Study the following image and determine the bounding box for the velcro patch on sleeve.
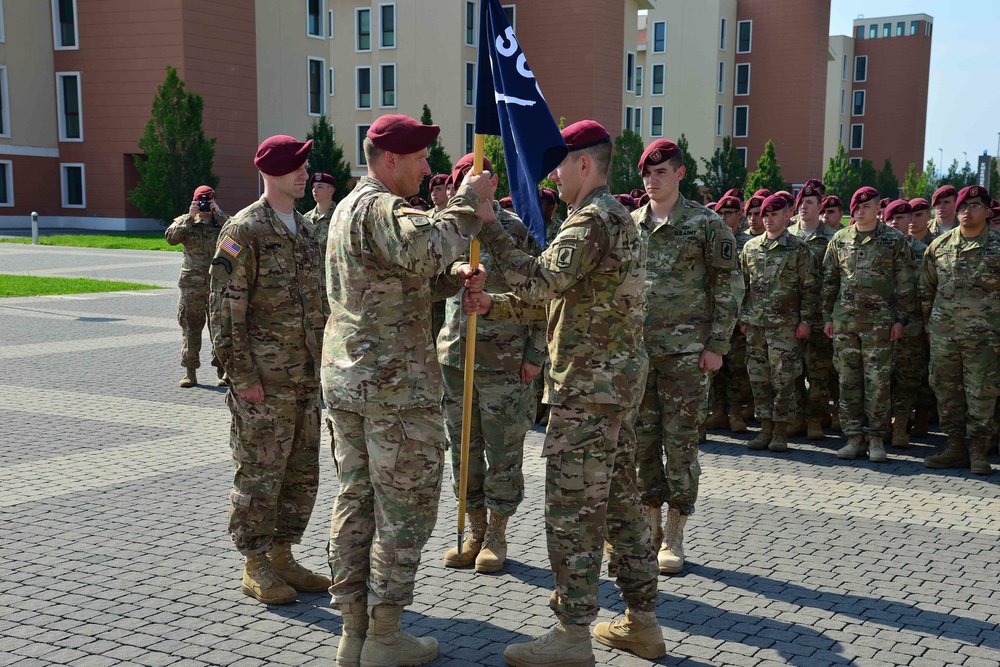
[220,235,243,258]
[555,245,576,269]
[211,256,233,274]
[400,207,429,217]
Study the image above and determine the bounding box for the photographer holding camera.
[165,185,230,388]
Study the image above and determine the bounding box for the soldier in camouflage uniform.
[438,154,546,574]
[305,172,336,255]
[321,115,493,667]
[465,121,664,666]
[820,195,846,428]
[822,186,917,463]
[909,198,937,246]
[165,185,229,388]
[821,195,845,233]
[920,185,1000,475]
[705,194,754,432]
[632,139,743,577]
[908,197,937,437]
[208,136,331,607]
[746,190,770,236]
[740,194,820,453]
[928,185,959,236]
[788,183,837,439]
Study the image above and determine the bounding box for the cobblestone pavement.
[2,244,999,667]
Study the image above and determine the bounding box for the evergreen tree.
[744,140,789,195]
[856,158,878,190]
[823,144,859,202]
[902,162,933,200]
[676,134,702,201]
[130,66,218,225]
[700,136,747,200]
[296,114,353,213]
[419,105,453,201]
[609,130,644,195]
[875,158,900,200]
[483,134,509,199]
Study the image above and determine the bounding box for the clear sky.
[829,0,1000,171]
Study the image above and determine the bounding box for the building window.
[896,21,904,36]
[56,72,82,141]
[852,90,865,116]
[868,24,877,39]
[910,20,919,35]
[925,22,931,37]
[882,23,890,38]
[854,55,867,82]
[465,62,475,106]
[624,106,633,132]
[736,147,747,167]
[652,21,666,53]
[357,125,370,166]
[850,124,863,150]
[733,105,748,137]
[842,54,848,80]
[634,107,642,138]
[635,65,643,97]
[307,0,323,38]
[502,5,515,28]
[651,64,664,95]
[840,88,845,114]
[61,163,85,208]
[328,9,334,38]
[0,161,12,206]
[466,1,475,45]
[465,123,474,154]
[0,66,8,137]
[0,0,6,43]
[736,20,751,53]
[379,3,395,48]
[380,63,395,108]
[52,0,78,49]
[855,25,864,39]
[307,58,324,115]
[716,105,723,137]
[717,61,725,94]
[849,157,862,168]
[356,66,371,109]
[356,8,371,51]
[329,68,335,96]
[719,17,727,50]
[625,52,635,92]
[839,123,844,145]
[735,63,750,96]
[651,107,663,137]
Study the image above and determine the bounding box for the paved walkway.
[1,244,999,667]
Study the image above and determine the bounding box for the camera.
[197,194,213,212]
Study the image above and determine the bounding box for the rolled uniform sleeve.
[209,226,261,391]
[165,215,192,246]
[705,221,744,355]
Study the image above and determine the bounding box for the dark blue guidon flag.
[475,0,567,249]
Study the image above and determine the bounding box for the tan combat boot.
[740,402,756,422]
[179,368,197,388]
[657,507,686,575]
[837,435,866,460]
[768,421,789,453]
[267,542,332,592]
[360,604,438,667]
[644,505,663,549]
[216,364,228,387]
[475,511,510,573]
[747,419,774,451]
[891,413,910,448]
[868,435,888,463]
[910,408,930,436]
[242,553,297,605]
[787,415,805,437]
[593,608,666,660]
[443,508,487,567]
[807,418,825,440]
[704,403,727,430]
[924,436,970,469]
[728,410,748,433]
[336,602,369,667]
[969,438,993,475]
[503,621,594,667]
[698,426,707,444]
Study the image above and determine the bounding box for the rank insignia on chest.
[220,235,243,258]
[555,246,576,269]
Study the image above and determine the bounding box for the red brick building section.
[735,0,831,186]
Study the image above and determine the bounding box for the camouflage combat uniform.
[739,231,820,421]
[788,221,837,420]
[891,237,929,420]
[208,197,326,556]
[480,186,658,627]
[305,204,334,258]
[822,222,917,437]
[928,216,957,237]
[709,228,755,417]
[165,211,228,369]
[633,195,743,515]
[437,202,546,517]
[322,178,483,606]
[919,227,1000,438]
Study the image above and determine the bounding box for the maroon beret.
[638,139,681,173]
[956,184,992,208]
[445,174,455,187]
[614,194,637,209]
[821,195,843,211]
[884,199,912,221]
[878,198,892,210]
[638,194,650,207]
[562,120,611,152]
[932,185,958,206]
[193,185,215,199]
[630,188,646,199]
[908,198,930,212]
[452,153,494,187]
[795,184,823,211]
[310,172,336,187]
[406,196,430,210]
[717,196,741,211]
[850,186,880,214]
[367,114,440,154]
[774,190,795,208]
[760,194,788,214]
[752,188,772,199]
[804,178,826,195]
[539,188,558,204]
[745,194,767,213]
[429,174,448,188]
[499,196,514,209]
[991,205,1000,221]
[705,202,718,211]
[723,188,745,201]
[255,135,313,176]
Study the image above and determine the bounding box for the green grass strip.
[0,233,178,251]
[0,274,161,297]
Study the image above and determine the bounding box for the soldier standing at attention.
[821,195,844,233]
[907,196,938,436]
[438,154,545,574]
[464,121,665,665]
[920,185,1000,475]
[165,185,229,388]
[305,172,337,255]
[908,198,937,245]
[929,185,959,236]
[322,114,492,667]
[208,136,331,606]
[788,183,837,440]
[740,194,819,452]
[746,190,770,236]
[428,173,449,212]
[822,186,917,463]
[632,139,743,575]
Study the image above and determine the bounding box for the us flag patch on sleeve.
[220,235,243,258]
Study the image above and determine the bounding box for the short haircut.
[666,151,684,170]
[363,137,385,167]
[578,141,613,176]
